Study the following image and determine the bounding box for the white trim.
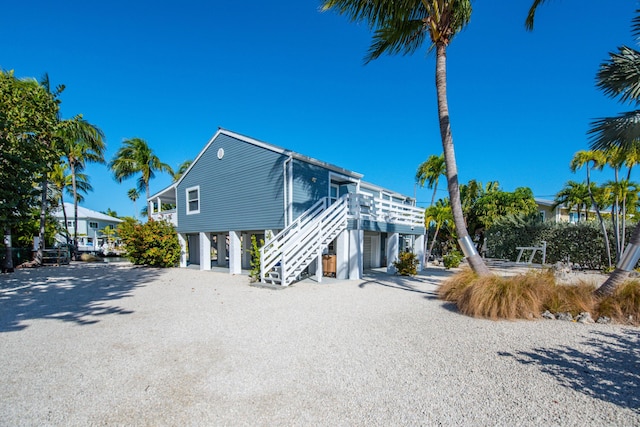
[185,185,200,215]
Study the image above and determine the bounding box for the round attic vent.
[217,148,224,159]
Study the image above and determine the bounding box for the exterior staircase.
[260,194,349,286]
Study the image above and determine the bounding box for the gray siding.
[177,134,287,233]
[291,159,330,219]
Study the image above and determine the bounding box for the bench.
[516,241,546,265]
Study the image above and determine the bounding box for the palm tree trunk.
[37,177,48,264]
[146,182,151,220]
[430,183,438,207]
[71,160,79,260]
[586,167,611,268]
[427,224,442,267]
[434,42,490,276]
[61,194,70,245]
[596,221,640,296]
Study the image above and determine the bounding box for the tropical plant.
[118,218,180,267]
[49,161,93,245]
[0,70,60,271]
[109,138,174,219]
[570,150,612,268]
[416,154,446,207]
[424,198,453,264]
[442,250,463,269]
[553,181,591,222]
[59,117,105,257]
[248,234,264,282]
[393,251,419,276]
[321,0,490,276]
[587,10,640,295]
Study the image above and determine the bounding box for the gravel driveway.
[0,263,638,426]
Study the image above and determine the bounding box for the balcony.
[151,209,177,226]
[348,193,424,228]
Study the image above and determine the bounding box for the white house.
[53,203,123,253]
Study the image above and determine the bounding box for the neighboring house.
[535,198,599,224]
[53,202,123,253]
[149,128,426,286]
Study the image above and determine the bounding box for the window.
[89,221,98,229]
[186,186,200,214]
[67,221,74,227]
[539,211,545,222]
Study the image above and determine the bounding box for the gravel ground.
[0,262,638,426]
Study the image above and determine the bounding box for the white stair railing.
[260,194,349,286]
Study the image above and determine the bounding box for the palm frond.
[366,18,426,62]
[596,46,640,105]
[588,110,640,152]
[525,0,551,31]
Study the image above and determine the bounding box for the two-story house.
[53,203,123,253]
[149,129,426,286]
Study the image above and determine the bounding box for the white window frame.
[186,185,200,215]
[89,221,99,229]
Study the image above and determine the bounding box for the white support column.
[387,232,399,274]
[199,232,211,271]
[414,234,425,272]
[348,229,363,280]
[178,233,188,268]
[229,231,242,275]
[316,252,323,282]
[148,200,154,215]
[335,229,349,280]
[216,233,227,267]
[156,197,162,213]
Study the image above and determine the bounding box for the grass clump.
[596,280,640,325]
[438,267,476,302]
[439,269,601,321]
[455,270,553,320]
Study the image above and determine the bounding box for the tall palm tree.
[586,10,640,295]
[416,153,446,207]
[109,138,174,220]
[59,118,105,255]
[322,0,490,275]
[570,150,612,268]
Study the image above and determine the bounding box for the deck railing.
[151,209,178,225]
[348,193,424,228]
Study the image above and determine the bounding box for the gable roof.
[173,128,364,189]
[53,203,123,223]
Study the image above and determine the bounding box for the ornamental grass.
[438,268,639,323]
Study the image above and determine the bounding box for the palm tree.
[127,188,140,218]
[585,10,640,295]
[49,162,93,245]
[59,117,105,256]
[109,138,174,220]
[424,198,453,266]
[570,150,612,268]
[525,0,552,30]
[416,154,446,207]
[172,159,193,182]
[322,0,490,275]
[554,181,590,222]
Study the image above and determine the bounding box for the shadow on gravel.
[359,270,440,298]
[500,329,640,412]
[0,263,161,333]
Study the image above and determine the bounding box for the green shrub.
[393,251,418,276]
[443,250,463,269]
[118,218,180,267]
[248,234,264,283]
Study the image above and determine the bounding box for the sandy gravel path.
[0,263,637,426]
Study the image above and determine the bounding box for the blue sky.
[2,1,638,217]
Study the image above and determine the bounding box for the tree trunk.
[596,221,640,296]
[71,160,79,260]
[427,224,441,267]
[146,182,151,220]
[586,166,611,268]
[37,177,48,264]
[434,42,490,276]
[61,194,70,245]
